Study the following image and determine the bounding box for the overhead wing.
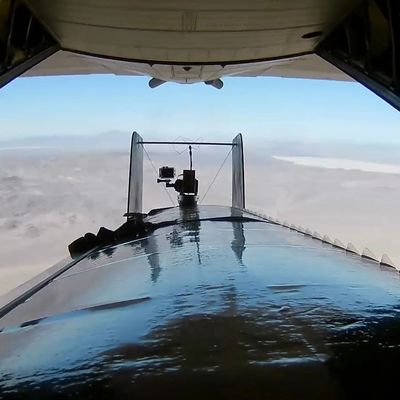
[24,0,356,65]
[1,0,357,85]
[23,50,351,82]
[0,0,399,110]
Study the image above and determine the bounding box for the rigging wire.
[143,145,176,207]
[172,136,203,154]
[200,147,233,204]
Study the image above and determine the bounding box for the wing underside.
[0,0,399,109]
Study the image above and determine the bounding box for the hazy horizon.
[1,134,400,296]
[1,75,400,297]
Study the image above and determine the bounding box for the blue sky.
[0,74,399,144]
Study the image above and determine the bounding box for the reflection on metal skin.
[1,206,400,399]
[142,234,161,283]
[231,221,246,264]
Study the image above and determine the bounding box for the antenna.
[189,145,193,170]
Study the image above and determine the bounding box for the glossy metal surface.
[231,134,245,209]
[127,132,144,215]
[1,206,400,399]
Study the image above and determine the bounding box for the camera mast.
[126,133,245,218]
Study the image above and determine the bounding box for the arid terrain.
[1,133,400,295]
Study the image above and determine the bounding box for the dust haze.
[1,132,400,296]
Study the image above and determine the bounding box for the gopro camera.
[159,166,175,180]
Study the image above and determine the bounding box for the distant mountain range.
[0,131,132,151]
[2,131,400,165]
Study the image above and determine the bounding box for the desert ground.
[1,133,400,295]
